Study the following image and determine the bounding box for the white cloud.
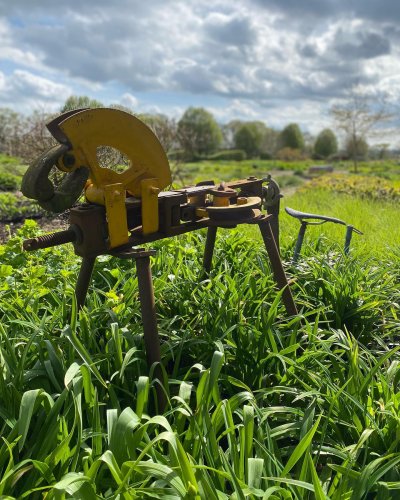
[1,0,400,135]
[0,70,72,112]
[120,92,139,109]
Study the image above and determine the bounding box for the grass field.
[1,156,400,497]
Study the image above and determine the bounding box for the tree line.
[0,91,393,172]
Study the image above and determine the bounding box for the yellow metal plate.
[58,108,171,196]
[103,183,129,248]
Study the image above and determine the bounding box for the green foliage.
[346,136,369,160]
[1,220,400,497]
[3,171,400,497]
[279,123,305,151]
[207,149,246,161]
[61,95,104,113]
[177,107,222,160]
[276,147,304,161]
[233,122,266,158]
[0,172,20,191]
[0,192,41,221]
[314,129,338,158]
[299,173,400,202]
[137,113,176,153]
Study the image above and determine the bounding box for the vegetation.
[278,124,305,152]
[177,107,223,160]
[61,95,104,113]
[1,167,400,496]
[233,122,267,158]
[314,129,338,159]
[331,88,392,173]
[2,95,400,496]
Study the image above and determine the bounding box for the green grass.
[1,212,400,497]
[2,158,400,497]
[172,159,313,186]
[0,153,27,177]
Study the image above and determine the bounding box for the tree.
[345,136,368,160]
[0,108,22,156]
[137,113,176,153]
[260,127,279,158]
[233,122,266,158]
[314,128,338,158]
[61,95,103,113]
[278,123,304,151]
[177,107,222,159]
[331,88,392,172]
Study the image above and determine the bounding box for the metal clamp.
[21,144,89,213]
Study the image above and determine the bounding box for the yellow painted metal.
[141,178,160,235]
[213,196,230,207]
[195,207,208,218]
[103,183,129,247]
[206,196,261,214]
[57,108,171,247]
[59,108,171,195]
[85,182,105,205]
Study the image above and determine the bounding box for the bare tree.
[331,88,392,172]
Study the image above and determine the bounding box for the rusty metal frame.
[23,176,297,410]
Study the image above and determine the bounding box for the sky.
[1,0,400,136]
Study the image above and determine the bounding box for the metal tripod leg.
[131,249,166,412]
[75,256,96,309]
[293,222,307,263]
[203,226,218,274]
[258,218,298,316]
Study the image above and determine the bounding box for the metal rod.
[203,226,218,274]
[293,222,308,263]
[134,251,166,412]
[266,200,280,253]
[258,218,298,316]
[23,227,77,251]
[344,225,354,255]
[75,256,96,309]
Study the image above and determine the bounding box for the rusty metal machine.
[21,108,297,406]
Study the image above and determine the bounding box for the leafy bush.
[207,149,246,161]
[314,128,338,158]
[168,149,186,161]
[0,172,20,191]
[276,147,305,161]
[300,173,400,201]
[0,192,42,221]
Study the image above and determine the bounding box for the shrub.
[0,192,42,221]
[276,147,304,161]
[0,172,20,191]
[207,149,246,161]
[314,128,338,158]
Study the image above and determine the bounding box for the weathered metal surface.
[21,144,89,213]
[262,176,282,251]
[114,247,166,411]
[285,206,363,262]
[75,256,96,310]
[23,226,78,251]
[202,226,218,274]
[257,216,298,317]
